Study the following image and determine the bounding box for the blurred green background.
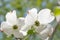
[0,0,60,40]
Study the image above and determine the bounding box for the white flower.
[1,10,25,38]
[20,8,57,39]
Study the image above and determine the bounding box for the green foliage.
[0,0,57,16]
[54,6,60,16]
[27,29,35,35]
[27,26,35,35]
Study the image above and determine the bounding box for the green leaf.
[54,6,60,16]
[27,26,36,35]
[27,29,35,35]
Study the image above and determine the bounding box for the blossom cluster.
[1,8,58,40]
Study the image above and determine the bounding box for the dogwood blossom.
[1,10,25,38]
[20,8,57,40]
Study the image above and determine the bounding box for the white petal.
[20,30,27,36]
[13,30,23,38]
[40,24,52,39]
[20,25,31,35]
[6,10,17,25]
[25,15,35,26]
[25,8,37,26]
[17,17,25,30]
[1,22,13,37]
[38,9,55,24]
[35,25,47,33]
[24,8,37,32]
[28,8,37,21]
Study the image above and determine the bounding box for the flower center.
[35,21,40,26]
[13,25,18,30]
